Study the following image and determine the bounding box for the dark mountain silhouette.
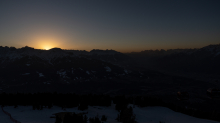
[126,44,220,81]
[0,46,144,93]
[0,44,220,97]
[1,45,220,117]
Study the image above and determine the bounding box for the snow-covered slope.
[3,105,220,123]
[0,108,13,123]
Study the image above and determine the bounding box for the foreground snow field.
[0,108,13,123]
[2,104,220,123]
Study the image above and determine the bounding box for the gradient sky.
[0,0,220,52]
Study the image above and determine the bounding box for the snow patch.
[86,71,90,75]
[39,73,44,77]
[105,66,111,72]
[71,68,74,74]
[57,70,68,78]
[22,73,30,75]
[43,82,51,84]
[139,72,143,75]
[124,69,128,74]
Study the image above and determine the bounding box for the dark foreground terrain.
[1,45,220,122]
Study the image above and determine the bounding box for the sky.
[0,0,220,53]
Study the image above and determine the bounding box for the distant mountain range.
[0,44,220,93]
[126,44,220,81]
[0,46,145,93]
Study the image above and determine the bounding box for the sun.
[44,46,51,50]
[41,42,56,50]
[32,35,61,50]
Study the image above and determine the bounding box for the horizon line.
[0,43,220,53]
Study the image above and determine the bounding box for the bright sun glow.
[36,39,57,50]
[31,34,63,50]
[44,46,51,50]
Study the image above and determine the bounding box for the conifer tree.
[55,116,62,123]
[101,115,107,121]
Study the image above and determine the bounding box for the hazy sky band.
[0,0,219,52]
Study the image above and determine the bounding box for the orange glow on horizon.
[31,36,61,50]
[43,46,52,50]
[40,42,57,50]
